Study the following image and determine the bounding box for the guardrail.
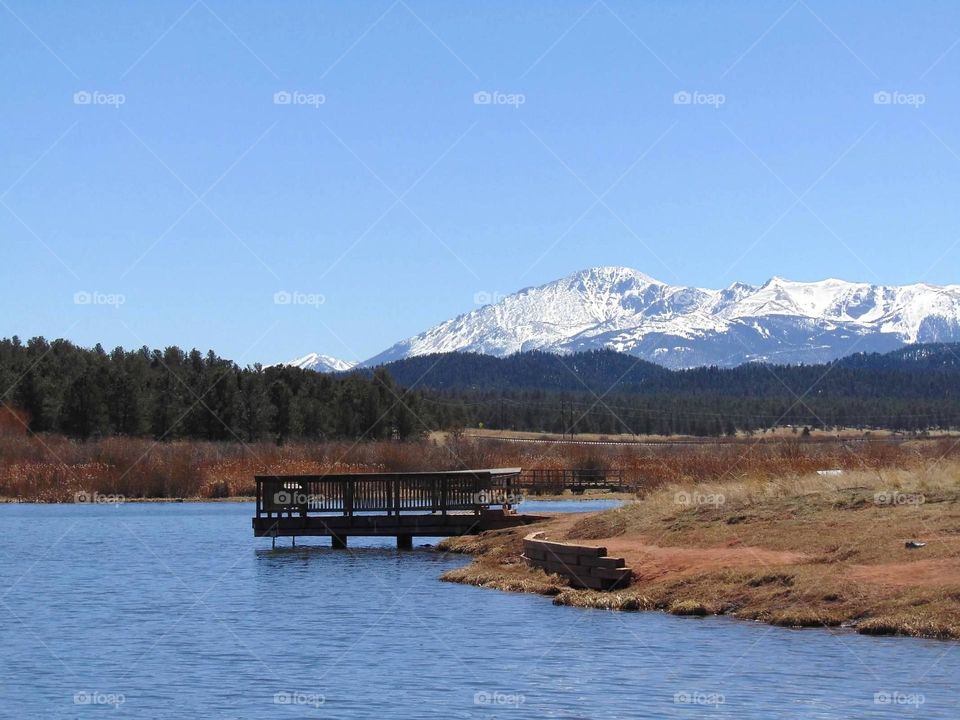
[517,468,626,494]
[255,472,496,518]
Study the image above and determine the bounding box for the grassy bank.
[440,460,960,640]
[1,429,954,501]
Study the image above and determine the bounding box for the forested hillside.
[1,338,958,440]
[0,337,424,442]
[381,345,960,435]
[379,346,960,399]
[374,349,671,392]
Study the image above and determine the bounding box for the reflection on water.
[0,501,956,719]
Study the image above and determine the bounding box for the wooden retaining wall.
[522,532,632,591]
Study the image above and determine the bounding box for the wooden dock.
[252,468,544,548]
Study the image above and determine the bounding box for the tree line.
[0,337,423,442]
[1,337,958,441]
[374,346,960,435]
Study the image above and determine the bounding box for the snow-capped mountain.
[361,267,960,369]
[284,353,357,373]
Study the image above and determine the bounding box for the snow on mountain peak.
[284,353,357,373]
[356,267,960,369]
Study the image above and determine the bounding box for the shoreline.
[437,476,960,641]
[439,524,960,641]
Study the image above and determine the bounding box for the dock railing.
[255,471,499,519]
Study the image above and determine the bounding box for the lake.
[1,501,956,718]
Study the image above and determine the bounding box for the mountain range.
[289,267,960,371]
[283,353,357,373]
[371,343,960,394]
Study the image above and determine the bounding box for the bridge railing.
[517,468,625,494]
[255,472,496,518]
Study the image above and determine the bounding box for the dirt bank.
[440,468,960,640]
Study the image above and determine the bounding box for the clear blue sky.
[3,1,960,364]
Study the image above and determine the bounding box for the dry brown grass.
[441,457,960,640]
[1,429,957,503]
[0,435,389,501]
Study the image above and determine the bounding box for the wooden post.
[397,534,413,550]
[393,475,401,517]
[332,534,347,549]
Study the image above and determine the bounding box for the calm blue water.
[1,501,957,719]
[516,498,622,513]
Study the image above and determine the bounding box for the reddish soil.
[599,537,807,581]
[849,558,960,588]
[540,512,808,581]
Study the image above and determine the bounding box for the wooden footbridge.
[517,468,627,495]
[252,468,544,548]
